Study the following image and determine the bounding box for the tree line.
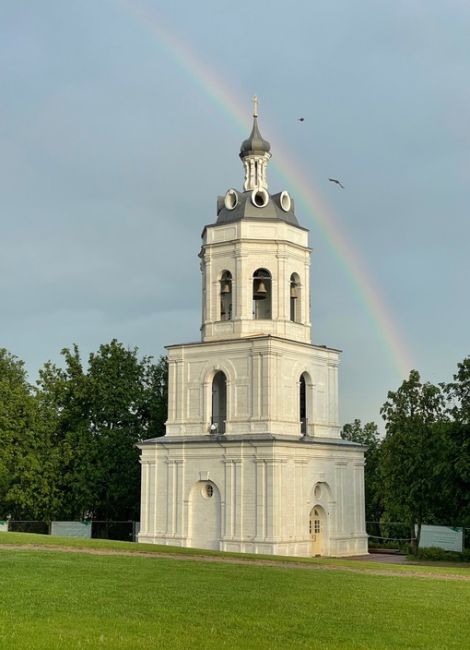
[341,358,470,549]
[0,341,167,522]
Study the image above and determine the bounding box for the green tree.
[0,348,64,520]
[35,345,95,520]
[380,370,446,551]
[341,419,383,525]
[0,349,33,517]
[444,357,470,423]
[80,341,166,521]
[441,357,470,525]
[35,342,168,522]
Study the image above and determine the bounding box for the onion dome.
[240,115,271,158]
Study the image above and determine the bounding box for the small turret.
[239,96,271,191]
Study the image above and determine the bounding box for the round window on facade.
[203,484,214,498]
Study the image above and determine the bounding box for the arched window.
[211,371,227,434]
[300,373,307,434]
[252,268,272,319]
[290,273,301,322]
[220,271,232,321]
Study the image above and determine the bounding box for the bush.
[412,546,470,562]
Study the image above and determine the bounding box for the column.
[234,460,243,540]
[335,462,346,534]
[255,460,266,541]
[175,460,184,539]
[140,460,150,534]
[223,460,234,539]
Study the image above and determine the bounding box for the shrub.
[412,546,470,562]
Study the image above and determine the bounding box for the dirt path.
[1,543,469,581]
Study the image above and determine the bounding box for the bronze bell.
[290,284,298,298]
[253,279,268,300]
[221,281,231,294]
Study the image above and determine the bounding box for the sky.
[1,0,469,429]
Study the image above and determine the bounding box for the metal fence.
[6,520,139,542]
[366,521,470,550]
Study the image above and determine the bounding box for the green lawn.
[0,531,468,576]
[0,539,469,649]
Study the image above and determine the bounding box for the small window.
[314,519,321,534]
[205,484,214,498]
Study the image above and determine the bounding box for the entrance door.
[309,507,323,556]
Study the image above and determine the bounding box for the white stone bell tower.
[138,99,368,557]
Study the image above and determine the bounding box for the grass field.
[0,534,469,649]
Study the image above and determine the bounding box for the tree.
[341,419,383,525]
[440,357,470,525]
[0,349,33,517]
[380,370,446,551]
[35,342,169,522]
[35,345,95,520]
[444,357,470,423]
[0,348,64,520]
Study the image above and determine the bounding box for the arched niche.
[188,481,221,550]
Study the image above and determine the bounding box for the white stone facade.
[165,336,340,439]
[139,438,367,557]
[138,108,368,557]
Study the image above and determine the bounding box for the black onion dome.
[239,117,271,157]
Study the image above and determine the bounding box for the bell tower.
[138,100,368,558]
[201,97,311,345]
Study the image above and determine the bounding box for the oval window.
[251,188,269,208]
[280,191,291,212]
[224,189,239,210]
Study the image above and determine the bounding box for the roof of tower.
[211,97,302,229]
[239,116,271,158]
[216,190,299,226]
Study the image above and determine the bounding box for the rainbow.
[117,0,414,379]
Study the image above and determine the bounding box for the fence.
[6,520,140,542]
[366,521,470,550]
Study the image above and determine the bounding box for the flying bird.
[298,117,304,122]
[329,178,344,189]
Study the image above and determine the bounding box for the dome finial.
[252,95,258,118]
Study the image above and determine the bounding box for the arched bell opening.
[252,268,272,319]
[211,371,227,434]
[220,270,232,321]
[290,273,301,323]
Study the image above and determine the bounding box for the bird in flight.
[329,178,344,189]
[298,117,304,122]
